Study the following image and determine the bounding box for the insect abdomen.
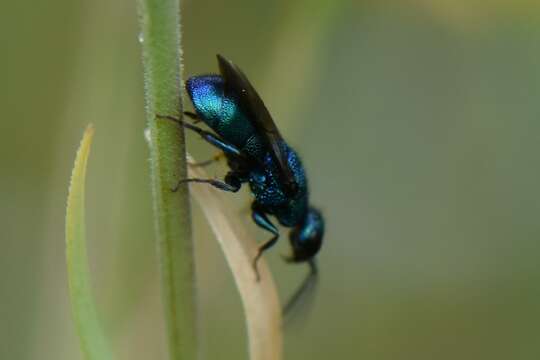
[186,75,259,150]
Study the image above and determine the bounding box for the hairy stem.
[137,0,196,359]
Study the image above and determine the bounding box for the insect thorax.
[249,147,309,227]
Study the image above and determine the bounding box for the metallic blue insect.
[161,54,324,279]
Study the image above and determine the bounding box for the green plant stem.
[137,1,196,359]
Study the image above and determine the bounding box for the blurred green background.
[2,0,540,359]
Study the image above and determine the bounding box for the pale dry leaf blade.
[187,154,283,360]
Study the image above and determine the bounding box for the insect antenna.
[283,260,319,328]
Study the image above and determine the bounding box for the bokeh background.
[2,0,540,359]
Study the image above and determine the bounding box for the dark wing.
[217,54,298,196]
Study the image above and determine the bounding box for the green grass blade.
[65,125,113,360]
[137,0,196,359]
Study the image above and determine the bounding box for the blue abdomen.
[186,76,263,155]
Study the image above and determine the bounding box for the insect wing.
[216,54,298,195]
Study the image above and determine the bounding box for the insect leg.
[188,152,225,167]
[173,169,242,193]
[157,114,248,193]
[251,203,279,281]
[183,111,201,124]
[156,114,244,158]
[173,177,240,193]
